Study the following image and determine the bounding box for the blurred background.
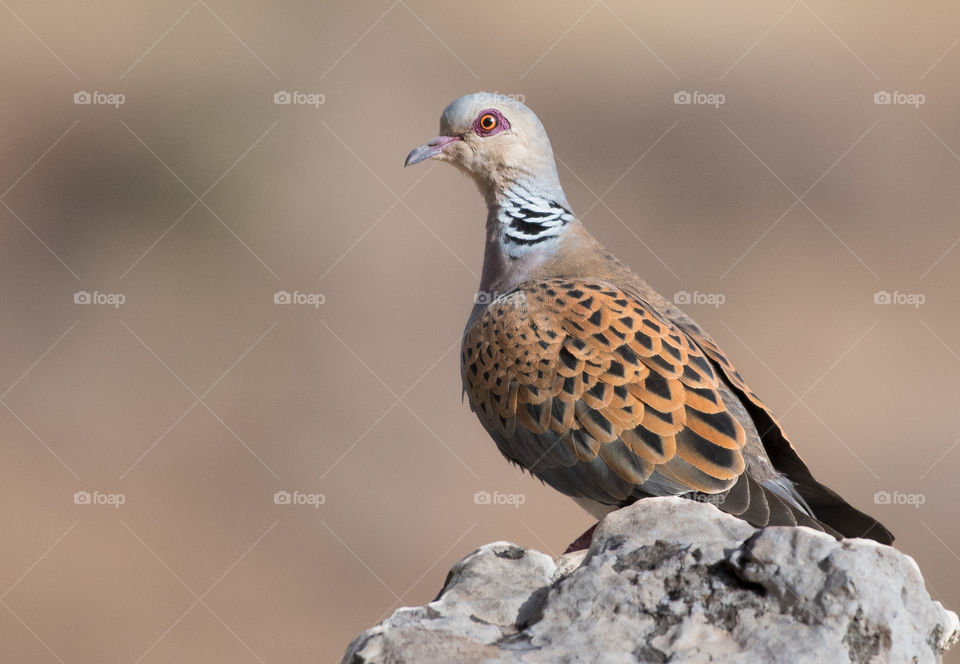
[1,1,959,661]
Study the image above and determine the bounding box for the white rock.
[342,498,958,663]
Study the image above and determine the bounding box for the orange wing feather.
[461,279,747,499]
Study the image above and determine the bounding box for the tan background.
[1,1,959,662]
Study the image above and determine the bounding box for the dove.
[405,93,893,545]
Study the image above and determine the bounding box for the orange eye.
[473,109,509,136]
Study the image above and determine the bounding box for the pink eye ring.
[473,109,510,136]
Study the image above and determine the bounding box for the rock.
[341,498,958,663]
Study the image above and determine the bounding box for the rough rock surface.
[342,498,958,663]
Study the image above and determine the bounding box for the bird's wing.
[462,279,754,496]
[462,278,834,532]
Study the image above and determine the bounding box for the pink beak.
[404,135,461,166]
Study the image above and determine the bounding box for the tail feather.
[704,473,844,538]
[734,397,894,544]
[793,478,894,544]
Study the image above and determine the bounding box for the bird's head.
[405,92,566,205]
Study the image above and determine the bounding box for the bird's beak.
[404,135,461,167]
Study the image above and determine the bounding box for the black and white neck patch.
[496,184,573,252]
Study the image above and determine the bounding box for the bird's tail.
[792,478,894,544]
[705,473,841,536]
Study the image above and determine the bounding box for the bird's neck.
[491,181,574,250]
[477,179,577,298]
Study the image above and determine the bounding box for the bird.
[404,92,893,546]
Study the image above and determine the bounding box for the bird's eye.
[473,109,509,136]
